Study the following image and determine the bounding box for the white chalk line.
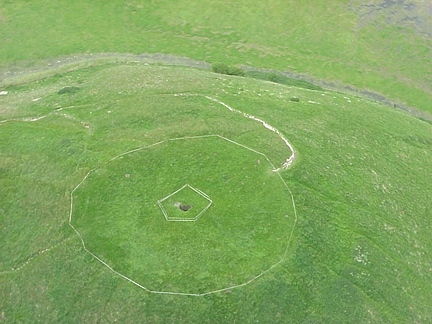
[203,95,296,171]
[172,93,296,171]
[0,105,91,129]
[1,94,295,171]
[157,184,213,222]
[69,134,298,296]
[0,236,73,275]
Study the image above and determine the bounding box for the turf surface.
[1,1,431,321]
[1,1,431,114]
[1,64,431,322]
[71,135,296,295]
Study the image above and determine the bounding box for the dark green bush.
[212,63,244,76]
[212,62,230,75]
[227,66,245,76]
[58,86,80,95]
[290,97,300,102]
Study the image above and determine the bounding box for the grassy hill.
[1,0,431,115]
[1,63,431,323]
[1,1,431,323]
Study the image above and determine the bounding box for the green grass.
[1,1,431,321]
[1,64,431,322]
[0,1,431,114]
[246,71,324,91]
[72,136,295,294]
[158,184,212,221]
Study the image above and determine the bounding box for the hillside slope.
[1,0,431,114]
[1,64,431,323]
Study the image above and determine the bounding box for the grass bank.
[1,1,431,114]
[1,64,431,322]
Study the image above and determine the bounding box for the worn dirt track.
[1,52,431,122]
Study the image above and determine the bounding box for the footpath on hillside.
[1,52,430,122]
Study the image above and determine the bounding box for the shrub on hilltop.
[212,63,245,76]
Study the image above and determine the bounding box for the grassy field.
[72,135,296,295]
[1,0,432,322]
[0,1,431,115]
[1,64,431,322]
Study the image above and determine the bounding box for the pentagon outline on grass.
[157,184,213,222]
